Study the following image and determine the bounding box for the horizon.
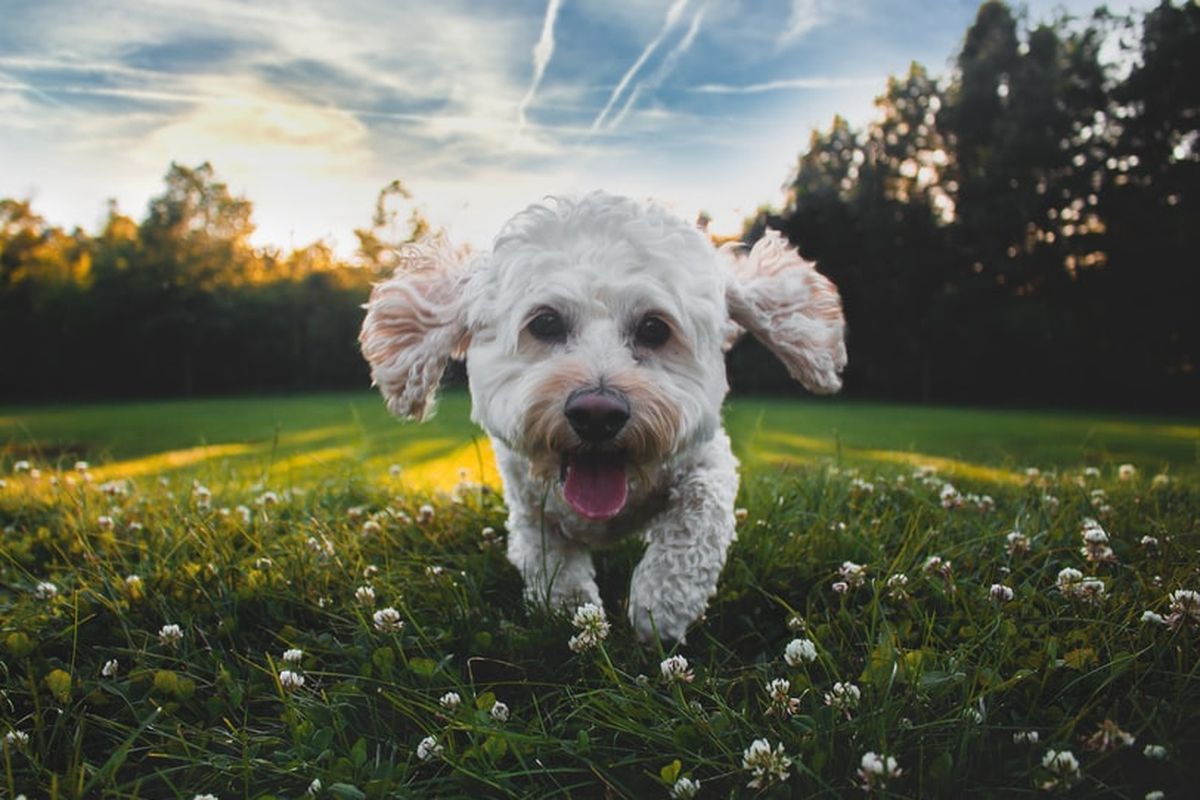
[0,0,1155,256]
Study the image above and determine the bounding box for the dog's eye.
[527,310,567,342]
[634,315,671,348]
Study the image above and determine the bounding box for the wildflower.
[191,795,218,800]
[0,479,5,489]
[1013,730,1040,744]
[439,691,462,711]
[1040,748,1081,790]
[255,557,273,570]
[783,637,817,666]
[839,560,866,589]
[34,581,58,600]
[279,670,305,691]
[373,608,404,633]
[389,464,402,478]
[1140,535,1160,550]
[282,648,303,665]
[306,536,335,556]
[923,555,953,586]
[850,477,875,495]
[1025,467,1040,482]
[158,623,184,647]
[1083,467,1100,479]
[416,735,443,761]
[417,504,435,524]
[1151,474,1169,488]
[823,681,861,716]
[966,493,995,512]
[963,705,984,724]
[734,507,749,522]
[742,738,793,790]
[1165,588,1200,632]
[97,515,114,531]
[1143,743,1167,760]
[568,602,611,652]
[361,519,382,536]
[355,585,377,606]
[193,484,212,509]
[765,677,800,717]
[886,573,910,601]
[831,580,849,594]
[1145,791,1164,800]
[125,574,143,593]
[490,700,510,722]
[479,525,501,550]
[989,583,1014,603]
[236,505,252,524]
[1056,567,1085,596]
[660,655,695,684]
[307,778,322,796]
[1141,611,1167,626]
[100,479,129,497]
[670,775,701,799]
[347,506,366,521]
[13,460,31,473]
[939,483,962,509]
[4,730,30,746]
[425,565,444,577]
[101,659,119,677]
[1084,718,1134,752]
[256,491,280,507]
[857,751,902,792]
[1042,494,1060,512]
[1006,530,1031,556]
[786,615,806,633]
[1118,464,1136,481]
[1076,577,1106,604]
[1080,519,1116,564]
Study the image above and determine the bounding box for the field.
[1,392,1197,798]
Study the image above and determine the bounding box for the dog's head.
[361,192,846,519]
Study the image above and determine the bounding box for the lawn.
[0,392,1197,798]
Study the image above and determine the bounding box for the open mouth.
[561,450,628,520]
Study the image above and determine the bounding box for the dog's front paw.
[524,574,601,612]
[628,588,693,645]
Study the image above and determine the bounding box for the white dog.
[360,192,845,642]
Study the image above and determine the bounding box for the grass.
[0,392,1197,798]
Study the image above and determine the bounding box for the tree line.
[1,1,1195,410]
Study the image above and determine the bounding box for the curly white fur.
[361,192,846,643]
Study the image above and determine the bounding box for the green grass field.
[0,393,1197,798]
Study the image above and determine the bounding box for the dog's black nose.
[565,390,630,442]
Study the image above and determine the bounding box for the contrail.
[590,0,689,133]
[607,4,705,132]
[515,0,563,137]
[689,76,879,94]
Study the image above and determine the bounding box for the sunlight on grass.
[395,438,499,491]
[88,443,255,480]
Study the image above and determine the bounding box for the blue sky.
[0,0,1154,253]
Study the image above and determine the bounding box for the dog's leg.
[506,517,601,609]
[628,433,739,643]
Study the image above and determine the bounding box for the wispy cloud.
[780,0,838,44]
[590,0,690,133]
[515,0,563,137]
[690,76,881,94]
[608,3,707,131]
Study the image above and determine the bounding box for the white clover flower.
[839,560,866,589]
[355,585,377,606]
[850,477,875,494]
[1056,567,1084,596]
[831,580,849,594]
[923,555,953,584]
[192,795,219,800]
[424,565,444,577]
[1025,467,1040,481]
[742,738,792,790]
[4,730,30,746]
[1040,748,1081,790]
[1167,588,1200,631]
[125,574,143,590]
[97,515,114,531]
[989,583,1014,603]
[1118,464,1136,481]
[1077,577,1106,605]
[786,615,806,633]
[236,505,252,524]
[1013,730,1040,744]
[417,504,435,524]
[373,608,404,633]
[389,464,403,478]
[1042,494,1060,512]
[1151,474,1170,488]
[439,691,462,711]
[669,775,700,799]
[415,735,443,761]
[886,572,910,601]
[34,581,58,600]
[1084,718,1134,752]
[1006,530,1031,556]
[1145,791,1164,800]
[783,637,817,666]
[939,483,963,509]
[490,700,510,722]
[660,655,694,684]
[158,623,184,646]
[305,536,335,556]
[765,677,800,717]
[1142,610,1166,625]
[734,507,749,523]
[363,564,379,579]
[824,681,861,716]
[282,648,303,665]
[1140,535,1160,550]
[13,460,31,473]
[857,751,902,791]
[568,602,611,652]
[1083,467,1100,479]
[279,670,305,691]
[1143,743,1167,760]
[0,478,6,489]
[307,778,322,796]
[256,491,279,507]
[102,658,119,677]
[361,519,382,536]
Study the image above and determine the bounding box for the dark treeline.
[1,1,1196,410]
[734,0,1197,410]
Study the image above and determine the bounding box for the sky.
[0,0,1157,254]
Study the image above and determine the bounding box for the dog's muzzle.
[564,389,630,443]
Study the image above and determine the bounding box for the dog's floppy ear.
[359,237,471,420]
[725,230,847,394]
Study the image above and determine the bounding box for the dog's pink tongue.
[563,454,628,520]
